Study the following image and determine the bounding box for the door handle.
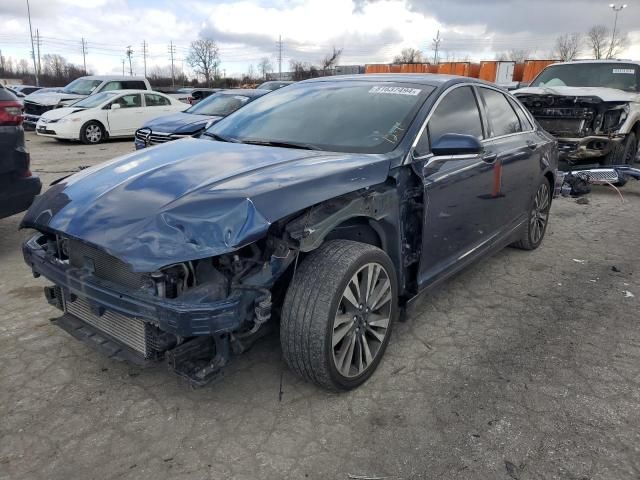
[526,141,537,150]
[481,152,497,163]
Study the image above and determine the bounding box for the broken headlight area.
[24,230,298,387]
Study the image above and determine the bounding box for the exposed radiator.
[67,239,144,290]
[65,296,162,359]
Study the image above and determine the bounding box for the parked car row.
[0,85,41,220]
[21,74,558,391]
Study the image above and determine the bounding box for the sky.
[1,0,640,79]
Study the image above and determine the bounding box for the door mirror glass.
[109,103,121,110]
[431,133,482,156]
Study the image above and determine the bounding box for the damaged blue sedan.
[22,75,558,390]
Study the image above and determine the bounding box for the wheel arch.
[81,119,109,140]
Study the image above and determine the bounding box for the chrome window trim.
[406,82,537,164]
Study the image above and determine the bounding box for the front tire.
[281,240,398,391]
[512,178,552,251]
[80,121,105,144]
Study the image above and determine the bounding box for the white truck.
[23,75,151,130]
[515,60,640,168]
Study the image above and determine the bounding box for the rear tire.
[280,240,398,391]
[80,121,105,145]
[512,178,552,251]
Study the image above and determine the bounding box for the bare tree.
[393,48,424,64]
[586,25,609,59]
[246,64,256,82]
[258,57,272,80]
[496,48,530,63]
[187,39,220,87]
[607,32,629,59]
[554,33,581,61]
[321,47,343,71]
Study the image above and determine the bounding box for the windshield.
[187,93,252,116]
[72,91,118,108]
[63,78,103,95]
[531,63,640,92]
[207,82,433,153]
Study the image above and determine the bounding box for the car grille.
[24,101,53,117]
[65,296,163,359]
[135,130,190,146]
[572,169,621,184]
[538,118,587,137]
[68,239,144,290]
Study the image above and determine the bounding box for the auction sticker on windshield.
[613,69,635,74]
[369,86,421,96]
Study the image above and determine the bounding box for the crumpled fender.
[21,138,391,272]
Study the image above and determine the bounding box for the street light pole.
[608,3,628,58]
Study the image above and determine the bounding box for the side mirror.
[431,133,482,156]
[110,103,121,110]
[204,119,217,130]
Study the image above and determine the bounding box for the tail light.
[0,100,24,126]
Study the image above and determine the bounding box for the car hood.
[22,138,391,272]
[24,92,85,106]
[515,86,640,103]
[143,112,223,133]
[39,107,85,121]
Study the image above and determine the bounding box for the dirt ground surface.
[1,133,639,480]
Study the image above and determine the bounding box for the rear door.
[143,93,175,122]
[416,85,507,287]
[476,86,540,226]
[106,93,144,135]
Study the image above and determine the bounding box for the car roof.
[78,75,148,81]
[552,59,640,66]
[302,74,491,88]
[218,88,270,96]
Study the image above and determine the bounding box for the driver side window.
[415,86,484,157]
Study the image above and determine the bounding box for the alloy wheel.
[85,124,102,143]
[332,262,392,378]
[530,182,550,245]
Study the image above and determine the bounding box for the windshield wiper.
[238,139,320,150]
[202,132,237,143]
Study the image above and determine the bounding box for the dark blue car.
[22,75,558,390]
[134,88,269,149]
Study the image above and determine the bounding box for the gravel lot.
[1,133,639,480]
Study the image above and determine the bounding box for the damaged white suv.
[515,60,640,168]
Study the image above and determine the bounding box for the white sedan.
[35,90,188,144]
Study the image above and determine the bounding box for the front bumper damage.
[559,165,640,195]
[557,134,624,162]
[23,232,293,387]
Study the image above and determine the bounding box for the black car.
[134,89,269,149]
[22,75,557,390]
[256,80,294,91]
[0,85,41,219]
[175,87,221,105]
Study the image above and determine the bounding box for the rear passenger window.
[121,81,147,90]
[416,86,483,156]
[480,88,522,137]
[102,81,122,91]
[509,98,534,131]
[145,93,171,106]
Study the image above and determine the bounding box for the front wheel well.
[323,217,384,249]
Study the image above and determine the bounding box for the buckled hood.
[22,138,391,271]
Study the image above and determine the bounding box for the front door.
[415,85,509,288]
[106,93,144,135]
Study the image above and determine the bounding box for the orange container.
[365,64,391,74]
[513,63,525,82]
[428,64,440,73]
[479,61,498,81]
[399,63,430,73]
[522,60,557,82]
[437,63,453,74]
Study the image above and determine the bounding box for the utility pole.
[168,41,176,87]
[81,37,88,74]
[122,59,125,76]
[141,40,148,77]
[35,29,41,79]
[126,45,133,75]
[277,35,283,80]
[608,4,628,58]
[26,0,39,86]
[432,30,442,65]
